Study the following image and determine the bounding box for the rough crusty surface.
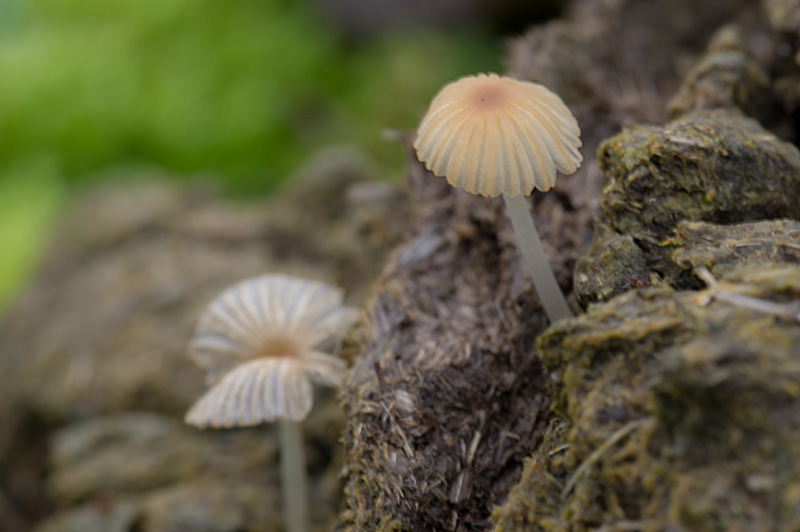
[341,0,780,530]
[669,218,800,277]
[571,0,800,307]
[491,0,800,530]
[340,150,589,531]
[599,110,800,244]
[575,108,800,303]
[494,263,800,532]
[572,221,667,309]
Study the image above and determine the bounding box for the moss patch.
[494,264,800,532]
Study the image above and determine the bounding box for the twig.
[714,291,800,323]
[695,267,800,323]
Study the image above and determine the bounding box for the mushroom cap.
[185,274,357,428]
[414,72,583,198]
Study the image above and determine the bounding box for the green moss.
[0,158,64,311]
[493,264,800,532]
[668,219,800,278]
[599,110,800,242]
[577,111,800,306]
[573,221,668,309]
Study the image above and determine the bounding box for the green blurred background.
[0,0,562,310]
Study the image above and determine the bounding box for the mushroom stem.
[502,193,573,322]
[279,420,308,532]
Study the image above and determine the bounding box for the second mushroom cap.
[185,274,358,428]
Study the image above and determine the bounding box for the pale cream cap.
[185,274,357,428]
[414,73,582,198]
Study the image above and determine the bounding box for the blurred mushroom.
[185,273,358,532]
[414,72,582,322]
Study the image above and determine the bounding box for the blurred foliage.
[0,0,500,310]
[0,0,499,192]
[0,158,65,308]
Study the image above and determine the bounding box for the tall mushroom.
[185,273,358,532]
[414,72,582,322]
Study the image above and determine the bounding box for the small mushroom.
[185,273,358,532]
[414,72,582,322]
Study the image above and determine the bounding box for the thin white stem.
[503,193,574,322]
[279,420,308,532]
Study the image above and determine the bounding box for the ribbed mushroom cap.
[185,274,358,428]
[414,72,582,198]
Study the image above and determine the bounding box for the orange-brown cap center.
[257,336,302,359]
[466,80,509,112]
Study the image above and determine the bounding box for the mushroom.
[414,72,582,322]
[185,273,358,532]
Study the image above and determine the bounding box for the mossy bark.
[575,110,800,305]
[494,264,800,532]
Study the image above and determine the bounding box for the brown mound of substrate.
[340,150,589,531]
[340,0,764,529]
